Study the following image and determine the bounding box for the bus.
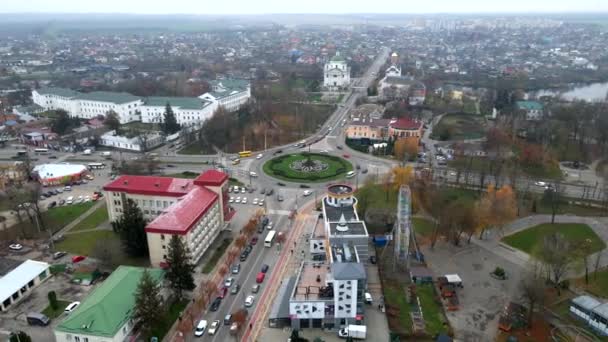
[87,163,105,170]
[264,230,277,248]
[238,151,252,158]
[34,148,49,154]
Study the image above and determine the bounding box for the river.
[528,82,608,102]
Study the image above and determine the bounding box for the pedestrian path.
[55,200,105,237]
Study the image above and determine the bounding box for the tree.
[111,199,148,257]
[104,110,120,131]
[477,185,517,239]
[235,234,247,250]
[9,332,32,342]
[519,262,546,328]
[392,166,414,190]
[543,183,564,224]
[133,270,165,339]
[163,103,180,135]
[47,291,58,310]
[231,308,248,338]
[393,137,419,162]
[536,232,575,295]
[165,235,196,300]
[51,110,79,135]
[91,237,120,271]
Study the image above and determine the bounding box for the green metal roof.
[330,53,346,62]
[144,96,209,110]
[516,101,543,111]
[35,87,80,98]
[75,91,141,104]
[55,266,164,338]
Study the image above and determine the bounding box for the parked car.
[336,145,343,150]
[277,182,286,186]
[53,251,67,260]
[219,286,228,299]
[224,314,232,325]
[208,320,220,335]
[256,272,265,283]
[194,319,208,336]
[210,297,222,312]
[250,237,258,245]
[224,277,234,287]
[303,190,312,196]
[232,264,241,274]
[64,301,80,313]
[245,295,255,307]
[9,243,23,251]
[240,251,249,262]
[26,313,50,326]
[230,284,241,295]
[261,264,269,273]
[266,189,274,196]
[252,284,260,293]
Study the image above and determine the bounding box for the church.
[324,52,351,91]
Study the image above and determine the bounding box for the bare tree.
[519,262,546,328]
[537,232,575,295]
[594,250,603,281]
[544,183,564,224]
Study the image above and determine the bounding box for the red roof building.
[388,117,423,138]
[102,170,230,267]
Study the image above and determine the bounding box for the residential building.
[516,100,544,120]
[140,97,217,127]
[345,117,390,141]
[199,79,251,112]
[103,170,230,267]
[32,88,142,123]
[99,130,164,152]
[323,52,351,91]
[54,266,164,342]
[0,260,50,312]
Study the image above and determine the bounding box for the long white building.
[32,80,249,126]
[323,52,351,91]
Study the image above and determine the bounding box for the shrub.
[48,291,58,310]
[493,267,505,278]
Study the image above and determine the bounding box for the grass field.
[383,282,413,336]
[417,284,449,336]
[412,217,435,238]
[502,223,606,256]
[70,204,108,232]
[430,113,485,140]
[177,142,216,155]
[263,153,353,183]
[9,202,95,239]
[42,300,70,319]
[575,268,608,298]
[448,156,563,179]
[55,230,147,266]
[202,238,233,273]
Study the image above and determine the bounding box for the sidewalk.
[55,200,105,237]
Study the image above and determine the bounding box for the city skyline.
[0,0,607,15]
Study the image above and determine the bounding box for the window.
[84,338,89,342]
[75,337,81,342]
[161,234,165,240]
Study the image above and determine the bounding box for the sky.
[0,0,606,14]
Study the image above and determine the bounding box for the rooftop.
[75,91,141,105]
[293,263,330,301]
[324,199,357,222]
[516,100,544,111]
[35,87,79,98]
[385,75,415,86]
[389,117,423,131]
[103,175,194,197]
[327,184,354,196]
[331,262,366,280]
[56,266,164,338]
[194,169,229,187]
[145,186,218,235]
[0,260,49,302]
[572,295,602,311]
[144,96,210,110]
[33,163,88,180]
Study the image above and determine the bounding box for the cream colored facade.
[104,191,178,222]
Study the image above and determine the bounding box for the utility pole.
[264,130,267,151]
[242,136,245,152]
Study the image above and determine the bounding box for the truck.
[338,325,367,339]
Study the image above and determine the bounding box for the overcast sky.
[0,0,606,14]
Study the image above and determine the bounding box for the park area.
[430,113,486,141]
[501,223,605,255]
[263,152,352,182]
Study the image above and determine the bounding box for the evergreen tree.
[133,270,165,339]
[163,103,180,135]
[10,331,32,342]
[104,110,121,131]
[47,291,58,310]
[111,199,148,257]
[165,235,196,300]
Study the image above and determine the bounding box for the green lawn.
[263,153,353,183]
[448,156,563,180]
[201,238,233,273]
[383,282,413,336]
[417,284,449,336]
[55,230,147,266]
[42,300,70,319]
[502,223,606,256]
[430,113,486,140]
[178,142,215,155]
[412,218,435,238]
[151,299,188,340]
[70,204,108,232]
[576,268,608,298]
[9,202,95,239]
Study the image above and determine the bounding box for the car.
[219,286,228,298]
[248,187,255,193]
[253,198,258,205]
[229,197,234,203]
[299,184,310,189]
[59,199,66,206]
[72,255,86,263]
[241,188,246,194]
[66,196,74,205]
[240,251,249,262]
[320,150,329,154]
[224,277,234,288]
[84,196,91,202]
[249,171,258,177]
[252,284,261,293]
[230,284,241,294]
[245,245,253,254]
[303,190,312,196]
[266,222,273,230]
[362,168,368,174]
[535,181,547,187]
[9,243,23,251]
[224,314,232,325]
[256,154,263,159]
[242,197,248,204]
[245,295,255,307]
[228,187,233,193]
[230,322,239,334]
[266,189,274,196]
[194,319,208,336]
[64,301,80,313]
[232,264,241,274]
[208,320,220,335]
[256,272,266,283]
[277,182,286,186]
[277,194,284,202]
[166,164,175,168]
[369,255,377,264]
[261,264,269,273]
[48,155,57,159]
[233,186,240,192]
[258,200,264,207]
[53,251,67,260]
[210,297,222,311]
[235,196,241,203]
[250,237,258,245]
[336,145,343,150]
[343,154,350,158]
[48,201,57,209]
[260,188,266,195]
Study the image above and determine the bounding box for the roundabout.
[262,152,353,183]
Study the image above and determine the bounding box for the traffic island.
[262,152,353,183]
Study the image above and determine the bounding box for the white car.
[535,181,547,187]
[303,190,312,196]
[266,222,273,230]
[224,277,234,288]
[228,187,233,193]
[194,319,208,337]
[320,150,329,154]
[84,196,91,202]
[241,188,246,193]
[233,186,240,192]
[249,171,258,177]
[245,295,255,307]
[253,198,258,205]
[208,320,220,335]
[64,301,80,313]
[256,154,263,159]
[235,197,241,203]
[258,199,264,207]
[229,197,234,203]
[8,244,23,251]
[242,197,248,204]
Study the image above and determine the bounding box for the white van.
[364,292,373,304]
[346,171,356,179]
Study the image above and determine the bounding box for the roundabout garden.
[263,152,353,182]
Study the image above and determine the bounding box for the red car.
[250,237,258,245]
[219,286,228,299]
[72,255,86,263]
[256,272,266,284]
[342,154,350,159]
